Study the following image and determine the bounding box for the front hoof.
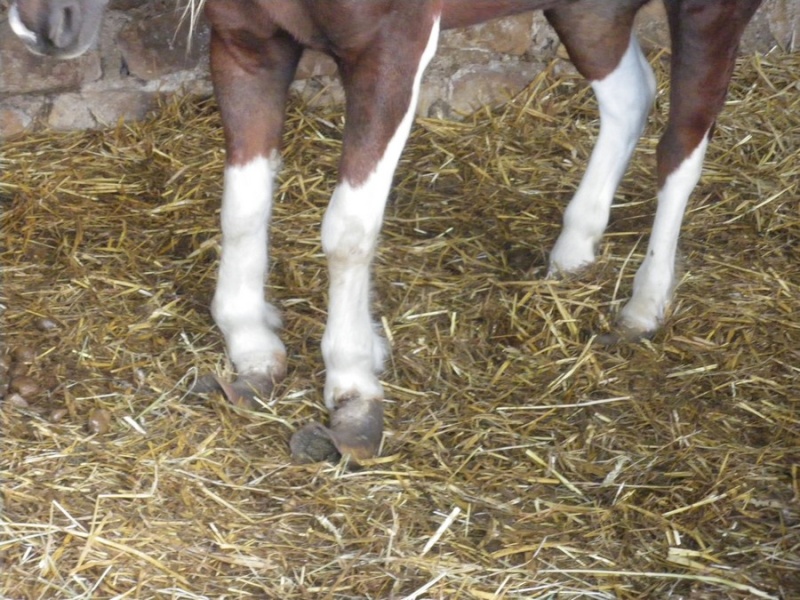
[330,395,384,460]
[546,259,592,280]
[190,373,276,409]
[290,396,384,465]
[547,245,596,278]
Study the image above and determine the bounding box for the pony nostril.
[47,1,81,49]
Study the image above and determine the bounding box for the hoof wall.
[190,373,275,409]
[595,325,655,346]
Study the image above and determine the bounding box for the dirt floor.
[1,50,798,599]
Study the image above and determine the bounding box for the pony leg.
[204,24,302,406]
[546,0,655,274]
[617,0,762,336]
[290,12,441,463]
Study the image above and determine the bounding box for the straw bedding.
[1,50,798,599]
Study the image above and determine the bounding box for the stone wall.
[1,0,798,138]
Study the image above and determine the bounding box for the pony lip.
[8,3,40,47]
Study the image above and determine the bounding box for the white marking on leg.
[212,154,287,376]
[321,17,440,409]
[619,132,711,333]
[549,36,656,274]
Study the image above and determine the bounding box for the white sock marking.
[212,155,286,376]
[321,17,441,408]
[619,132,711,332]
[549,36,656,274]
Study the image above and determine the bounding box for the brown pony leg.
[615,0,763,336]
[544,1,655,280]
[657,0,763,186]
[291,6,442,464]
[199,17,303,408]
[545,0,649,82]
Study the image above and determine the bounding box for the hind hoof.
[190,373,276,409]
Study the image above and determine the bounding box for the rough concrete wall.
[1,0,798,138]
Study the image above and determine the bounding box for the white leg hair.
[549,36,656,274]
[212,154,287,377]
[618,132,711,333]
[321,17,440,409]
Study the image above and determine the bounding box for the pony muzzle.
[9,0,104,59]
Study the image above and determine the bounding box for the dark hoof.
[290,396,384,464]
[190,373,275,409]
[595,324,655,346]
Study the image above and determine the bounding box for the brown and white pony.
[9,0,763,462]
